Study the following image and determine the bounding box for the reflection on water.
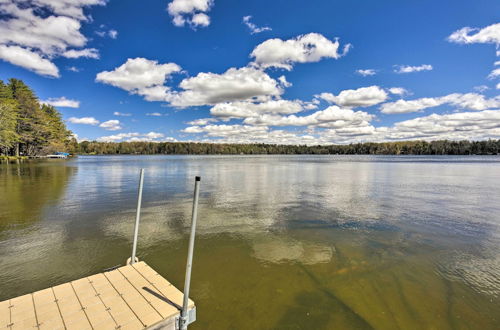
[0,155,499,329]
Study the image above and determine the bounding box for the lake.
[1,155,499,329]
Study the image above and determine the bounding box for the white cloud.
[167,0,213,28]
[448,23,500,45]
[186,118,218,125]
[62,48,99,59]
[355,69,376,76]
[250,33,351,70]
[210,100,305,119]
[96,28,118,39]
[242,16,271,34]
[146,112,163,116]
[96,60,286,106]
[95,57,182,99]
[473,85,489,93]
[0,1,104,76]
[488,68,500,79]
[67,66,81,72]
[243,106,373,128]
[167,66,286,107]
[317,86,388,107]
[380,93,500,114]
[32,0,106,20]
[41,96,80,108]
[113,112,131,116]
[97,132,175,142]
[387,110,500,141]
[0,45,59,77]
[99,120,122,131]
[67,117,99,125]
[394,64,433,74]
[183,124,268,137]
[191,13,210,27]
[184,108,500,145]
[497,82,500,89]
[388,87,409,96]
[144,132,165,139]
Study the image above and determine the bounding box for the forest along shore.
[0,79,74,158]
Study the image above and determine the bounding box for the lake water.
[1,155,499,329]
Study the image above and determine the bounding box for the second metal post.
[180,176,201,330]
[131,168,145,264]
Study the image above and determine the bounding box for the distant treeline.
[0,78,72,156]
[77,139,500,155]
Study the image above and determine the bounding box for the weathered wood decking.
[0,262,195,329]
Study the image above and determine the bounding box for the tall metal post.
[180,176,201,330]
[131,168,144,265]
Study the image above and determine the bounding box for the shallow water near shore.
[1,155,499,329]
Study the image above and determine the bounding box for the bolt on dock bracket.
[176,308,197,330]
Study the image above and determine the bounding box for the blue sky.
[0,0,499,144]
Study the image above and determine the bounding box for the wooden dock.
[0,262,195,330]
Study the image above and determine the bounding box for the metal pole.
[131,168,144,265]
[180,176,201,330]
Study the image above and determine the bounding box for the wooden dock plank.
[132,262,193,309]
[52,283,92,330]
[32,288,65,329]
[71,277,117,329]
[0,300,10,328]
[9,294,37,329]
[0,262,194,330]
[104,269,163,328]
[119,265,179,319]
[88,273,142,329]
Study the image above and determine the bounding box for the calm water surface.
[1,155,499,329]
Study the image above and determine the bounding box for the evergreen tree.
[0,78,72,156]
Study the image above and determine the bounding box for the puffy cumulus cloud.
[355,69,376,76]
[41,96,80,108]
[380,93,500,114]
[387,110,500,141]
[183,124,268,137]
[32,0,106,20]
[317,86,388,107]
[99,120,122,131]
[394,64,433,74]
[210,100,305,119]
[183,108,500,145]
[96,60,286,106]
[67,117,99,125]
[388,87,409,96]
[242,16,271,34]
[0,0,105,76]
[243,106,373,128]
[167,67,286,107]
[95,58,182,100]
[167,0,213,28]
[250,33,351,70]
[0,45,60,77]
[97,132,176,142]
[448,23,500,45]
